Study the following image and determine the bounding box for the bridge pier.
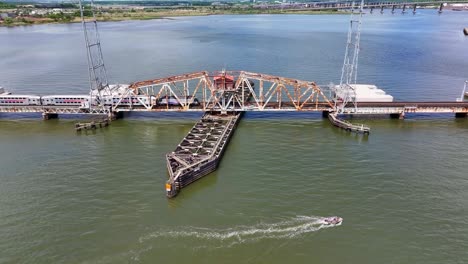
[390,112,405,119]
[455,113,467,118]
[438,3,443,14]
[108,111,124,121]
[380,6,384,14]
[42,113,58,120]
[165,112,242,198]
[413,4,417,14]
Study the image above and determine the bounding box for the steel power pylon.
[335,0,365,114]
[78,0,111,108]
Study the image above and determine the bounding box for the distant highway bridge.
[253,0,468,13]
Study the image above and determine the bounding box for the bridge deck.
[2,71,468,116]
[1,101,468,114]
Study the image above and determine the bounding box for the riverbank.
[0,7,345,27]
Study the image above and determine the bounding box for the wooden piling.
[75,118,110,131]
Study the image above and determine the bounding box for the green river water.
[1,12,468,263]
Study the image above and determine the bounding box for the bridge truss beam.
[127,71,334,112]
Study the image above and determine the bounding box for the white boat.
[322,216,343,225]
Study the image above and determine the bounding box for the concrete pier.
[108,111,124,121]
[42,113,58,120]
[390,112,405,119]
[165,112,242,198]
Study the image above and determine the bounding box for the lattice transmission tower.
[78,0,111,107]
[334,0,365,114]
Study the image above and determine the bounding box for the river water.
[1,11,468,264]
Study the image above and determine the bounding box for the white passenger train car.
[41,95,91,106]
[0,93,156,108]
[105,95,155,106]
[0,95,41,105]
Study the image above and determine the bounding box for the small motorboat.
[322,216,343,225]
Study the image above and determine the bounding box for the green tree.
[4,17,13,25]
[74,10,92,17]
[0,1,16,9]
[63,14,74,22]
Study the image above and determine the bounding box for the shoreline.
[0,9,346,28]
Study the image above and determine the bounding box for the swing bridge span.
[1,71,468,118]
[3,0,468,197]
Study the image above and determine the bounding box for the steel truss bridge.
[1,71,468,117]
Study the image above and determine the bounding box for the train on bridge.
[0,93,197,108]
[1,71,467,115]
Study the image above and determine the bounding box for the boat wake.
[139,215,341,247]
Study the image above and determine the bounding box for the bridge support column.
[390,112,405,119]
[108,111,124,121]
[42,113,58,120]
[455,113,467,118]
[438,3,443,14]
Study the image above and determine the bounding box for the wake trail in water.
[139,215,341,247]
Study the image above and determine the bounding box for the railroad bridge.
[256,0,465,14]
[2,0,468,198]
[1,71,468,116]
[4,70,467,198]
